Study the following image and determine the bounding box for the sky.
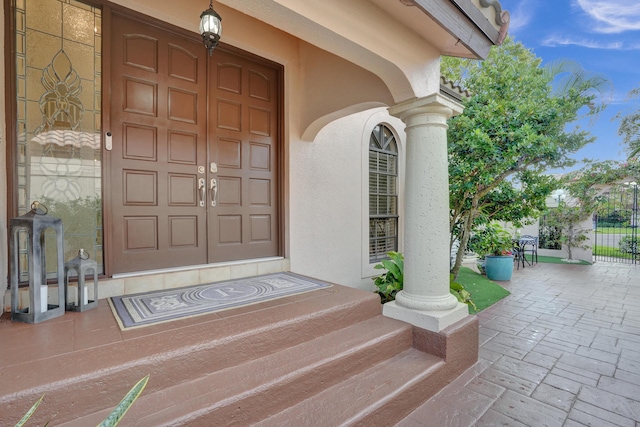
[497,0,640,171]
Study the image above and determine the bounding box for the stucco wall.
[528,221,594,263]
[519,214,594,264]
[3,0,443,298]
[289,109,406,291]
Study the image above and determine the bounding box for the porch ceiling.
[222,0,502,58]
[219,0,504,99]
[114,0,505,101]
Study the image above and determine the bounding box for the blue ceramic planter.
[484,255,514,281]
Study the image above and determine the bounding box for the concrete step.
[0,284,382,426]
[254,348,445,427]
[86,315,416,426]
[2,282,478,427]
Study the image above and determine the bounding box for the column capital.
[388,93,464,123]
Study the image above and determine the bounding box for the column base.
[383,300,469,332]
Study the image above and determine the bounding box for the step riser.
[162,323,413,426]
[354,315,480,426]
[2,292,383,426]
[251,316,479,426]
[353,363,461,426]
[4,292,479,427]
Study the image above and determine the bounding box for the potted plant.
[468,223,514,281]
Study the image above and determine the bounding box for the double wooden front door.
[109,15,279,274]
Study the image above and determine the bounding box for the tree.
[563,160,640,212]
[542,58,612,116]
[543,198,590,261]
[444,38,602,277]
[555,159,640,259]
[617,87,640,160]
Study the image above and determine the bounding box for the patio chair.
[512,241,526,270]
[519,235,538,265]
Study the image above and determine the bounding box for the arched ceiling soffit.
[298,42,395,141]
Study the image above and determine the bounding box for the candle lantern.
[9,201,65,323]
[64,249,98,311]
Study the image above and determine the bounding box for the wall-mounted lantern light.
[200,0,222,56]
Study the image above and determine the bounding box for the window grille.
[369,125,398,263]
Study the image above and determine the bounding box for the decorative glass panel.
[16,0,103,280]
[369,124,398,263]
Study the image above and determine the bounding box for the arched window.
[369,124,398,262]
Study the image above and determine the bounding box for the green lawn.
[536,255,591,265]
[595,227,635,234]
[456,267,510,314]
[592,244,638,261]
[455,256,595,314]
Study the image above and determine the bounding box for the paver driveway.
[398,261,640,427]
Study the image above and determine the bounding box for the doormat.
[108,272,332,330]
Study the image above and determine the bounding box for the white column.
[383,94,468,332]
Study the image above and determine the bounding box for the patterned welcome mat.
[108,272,332,330]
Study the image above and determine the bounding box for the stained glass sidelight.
[15,0,103,280]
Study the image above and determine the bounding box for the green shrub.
[372,251,475,310]
[619,236,639,254]
[468,224,514,257]
[372,251,403,304]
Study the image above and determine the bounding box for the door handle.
[198,178,205,207]
[210,178,218,207]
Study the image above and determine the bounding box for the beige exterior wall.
[517,195,595,264]
[2,0,452,308]
[290,108,406,291]
[542,195,594,263]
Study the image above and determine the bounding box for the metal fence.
[593,182,639,264]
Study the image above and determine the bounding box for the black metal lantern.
[200,0,222,56]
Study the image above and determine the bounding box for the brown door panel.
[109,14,208,274]
[208,50,279,262]
[108,15,280,274]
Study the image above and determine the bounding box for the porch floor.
[1,282,339,367]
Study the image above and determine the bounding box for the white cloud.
[542,35,627,49]
[575,0,640,33]
[505,0,536,34]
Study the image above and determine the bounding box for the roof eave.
[411,0,509,60]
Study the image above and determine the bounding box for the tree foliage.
[563,159,640,210]
[542,58,612,116]
[444,38,602,276]
[543,200,590,260]
[552,159,640,259]
[617,87,640,160]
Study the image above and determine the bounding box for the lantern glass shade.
[200,4,222,55]
[200,11,222,35]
